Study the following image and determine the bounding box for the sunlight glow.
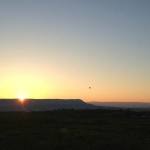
[17,92,27,103]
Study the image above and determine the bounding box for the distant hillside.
[90,102,150,109]
[0,99,98,111]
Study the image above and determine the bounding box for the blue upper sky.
[0,0,150,101]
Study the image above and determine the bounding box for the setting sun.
[17,92,27,103]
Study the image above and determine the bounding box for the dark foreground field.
[0,109,150,150]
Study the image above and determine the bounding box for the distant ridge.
[0,99,98,112]
[90,102,150,109]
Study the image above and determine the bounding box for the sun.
[18,96,25,102]
[17,92,27,103]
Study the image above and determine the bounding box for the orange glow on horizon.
[0,70,149,102]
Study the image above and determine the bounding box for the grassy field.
[0,109,150,149]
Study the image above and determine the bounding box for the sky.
[0,0,150,101]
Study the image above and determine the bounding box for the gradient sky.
[0,0,150,101]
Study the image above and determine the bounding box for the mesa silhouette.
[0,99,98,111]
